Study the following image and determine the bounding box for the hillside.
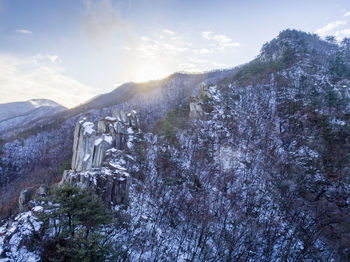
[0,69,235,217]
[0,99,66,140]
[0,29,350,261]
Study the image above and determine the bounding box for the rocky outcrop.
[18,187,35,212]
[189,102,204,118]
[0,206,43,261]
[18,185,49,212]
[71,110,139,172]
[189,85,211,118]
[61,165,130,208]
[63,110,140,208]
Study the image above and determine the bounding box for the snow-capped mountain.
[0,99,66,140]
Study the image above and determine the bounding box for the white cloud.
[202,31,212,40]
[177,62,200,72]
[202,31,240,50]
[213,62,229,68]
[16,29,32,34]
[140,36,150,41]
[344,11,350,17]
[47,55,63,64]
[163,29,175,35]
[334,28,350,39]
[33,54,63,64]
[189,57,208,64]
[135,31,191,59]
[196,48,213,54]
[315,20,347,36]
[213,34,240,49]
[0,54,97,108]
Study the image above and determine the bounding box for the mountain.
[1,29,350,261]
[0,69,235,217]
[0,99,66,140]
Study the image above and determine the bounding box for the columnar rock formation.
[71,110,139,171]
[62,110,140,207]
[189,85,211,118]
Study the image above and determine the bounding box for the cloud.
[202,31,240,50]
[33,54,63,64]
[163,29,175,35]
[135,30,191,58]
[177,62,200,72]
[16,29,32,34]
[202,31,212,40]
[46,55,63,64]
[196,48,213,54]
[344,11,350,17]
[81,0,131,50]
[315,20,347,36]
[334,28,350,39]
[212,62,229,68]
[213,34,240,49]
[0,54,97,108]
[189,57,208,64]
[140,36,150,41]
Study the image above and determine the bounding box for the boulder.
[18,187,35,212]
[36,185,48,197]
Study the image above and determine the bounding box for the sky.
[0,0,350,108]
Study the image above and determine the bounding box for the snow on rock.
[82,121,95,135]
[0,210,42,261]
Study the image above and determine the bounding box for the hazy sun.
[129,59,172,83]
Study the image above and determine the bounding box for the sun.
[128,58,173,83]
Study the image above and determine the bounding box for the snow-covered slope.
[1,29,350,261]
[0,99,66,140]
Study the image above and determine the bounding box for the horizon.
[1,0,350,108]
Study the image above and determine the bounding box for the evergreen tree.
[39,183,113,262]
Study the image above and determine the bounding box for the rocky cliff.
[61,109,142,207]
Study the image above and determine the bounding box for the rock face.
[63,110,139,207]
[18,185,48,212]
[18,187,35,212]
[61,166,129,208]
[189,85,211,118]
[0,207,43,261]
[71,110,139,172]
[189,102,203,118]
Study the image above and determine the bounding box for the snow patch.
[82,122,95,135]
[83,154,90,162]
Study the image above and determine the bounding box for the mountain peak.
[258,29,337,64]
[27,99,65,109]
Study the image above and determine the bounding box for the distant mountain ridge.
[0,99,64,120]
[0,99,66,140]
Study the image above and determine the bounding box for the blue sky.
[0,0,350,107]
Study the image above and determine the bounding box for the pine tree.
[39,183,113,262]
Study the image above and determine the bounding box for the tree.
[39,183,113,262]
[325,35,336,44]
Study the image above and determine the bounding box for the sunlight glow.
[128,59,173,83]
